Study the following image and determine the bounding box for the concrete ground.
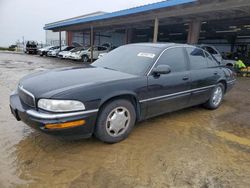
[0,52,249,188]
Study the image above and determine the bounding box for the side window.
[186,47,207,70]
[204,51,219,67]
[156,47,187,72]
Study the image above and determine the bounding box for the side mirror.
[152,65,171,75]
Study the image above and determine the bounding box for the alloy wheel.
[212,86,223,106]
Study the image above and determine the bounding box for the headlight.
[38,99,85,112]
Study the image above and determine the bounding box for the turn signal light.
[45,120,85,130]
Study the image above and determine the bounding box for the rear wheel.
[204,83,225,110]
[95,99,136,143]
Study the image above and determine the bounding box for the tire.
[95,99,136,143]
[204,83,225,110]
[82,55,89,63]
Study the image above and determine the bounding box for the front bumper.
[10,93,98,139]
[69,55,81,60]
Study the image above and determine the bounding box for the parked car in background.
[56,46,75,58]
[98,52,108,59]
[97,45,117,59]
[101,43,116,51]
[199,44,236,67]
[44,46,60,56]
[59,47,85,59]
[25,41,38,54]
[38,46,55,56]
[10,43,236,143]
[69,46,108,62]
[47,46,70,57]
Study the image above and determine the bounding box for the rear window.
[186,47,207,70]
[204,51,219,67]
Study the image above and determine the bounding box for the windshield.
[92,45,161,75]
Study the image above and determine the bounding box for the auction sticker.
[137,52,155,59]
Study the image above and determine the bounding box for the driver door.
[145,47,191,118]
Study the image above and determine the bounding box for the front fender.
[99,90,139,107]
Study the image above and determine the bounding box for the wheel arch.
[218,79,227,93]
[98,92,141,121]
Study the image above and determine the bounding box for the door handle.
[214,72,218,75]
[182,76,189,81]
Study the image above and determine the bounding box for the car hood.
[59,51,70,55]
[19,66,137,98]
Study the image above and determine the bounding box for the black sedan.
[10,43,236,143]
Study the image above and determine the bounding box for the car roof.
[129,42,194,49]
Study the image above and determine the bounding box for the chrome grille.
[18,86,35,107]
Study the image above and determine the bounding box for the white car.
[69,46,109,62]
[58,47,83,59]
[98,52,108,59]
[199,45,236,67]
[38,46,54,56]
[47,46,68,57]
[56,46,75,58]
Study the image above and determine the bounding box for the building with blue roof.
[44,0,250,62]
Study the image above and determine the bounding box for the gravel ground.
[0,52,249,188]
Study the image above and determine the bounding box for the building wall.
[70,31,125,47]
[46,30,66,46]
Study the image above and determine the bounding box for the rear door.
[146,47,191,118]
[185,47,218,106]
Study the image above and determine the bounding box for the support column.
[153,17,159,43]
[59,31,62,50]
[125,28,134,44]
[125,29,128,44]
[66,31,73,46]
[187,20,201,44]
[90,26,94,63]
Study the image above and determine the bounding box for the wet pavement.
[0,52,249,188]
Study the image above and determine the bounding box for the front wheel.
[204,83,225,110]
[82,55,89,63]
[95,99,136,143]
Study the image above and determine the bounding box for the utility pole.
[90,25,94,63]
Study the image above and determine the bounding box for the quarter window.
[204,51,219,67]
[186,47,207,70]
[156,47,187,72]
[204,46,218,55]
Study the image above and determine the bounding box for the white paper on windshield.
[137,52,155,59]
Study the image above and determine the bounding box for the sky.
[0,0,162,47]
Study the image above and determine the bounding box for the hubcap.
[106,107,131,137]
[212,86,223,106]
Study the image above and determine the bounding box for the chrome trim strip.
[26,109,99,120]
[139,85,215,103]
[227,79,236,84]
[18,85,36,107]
